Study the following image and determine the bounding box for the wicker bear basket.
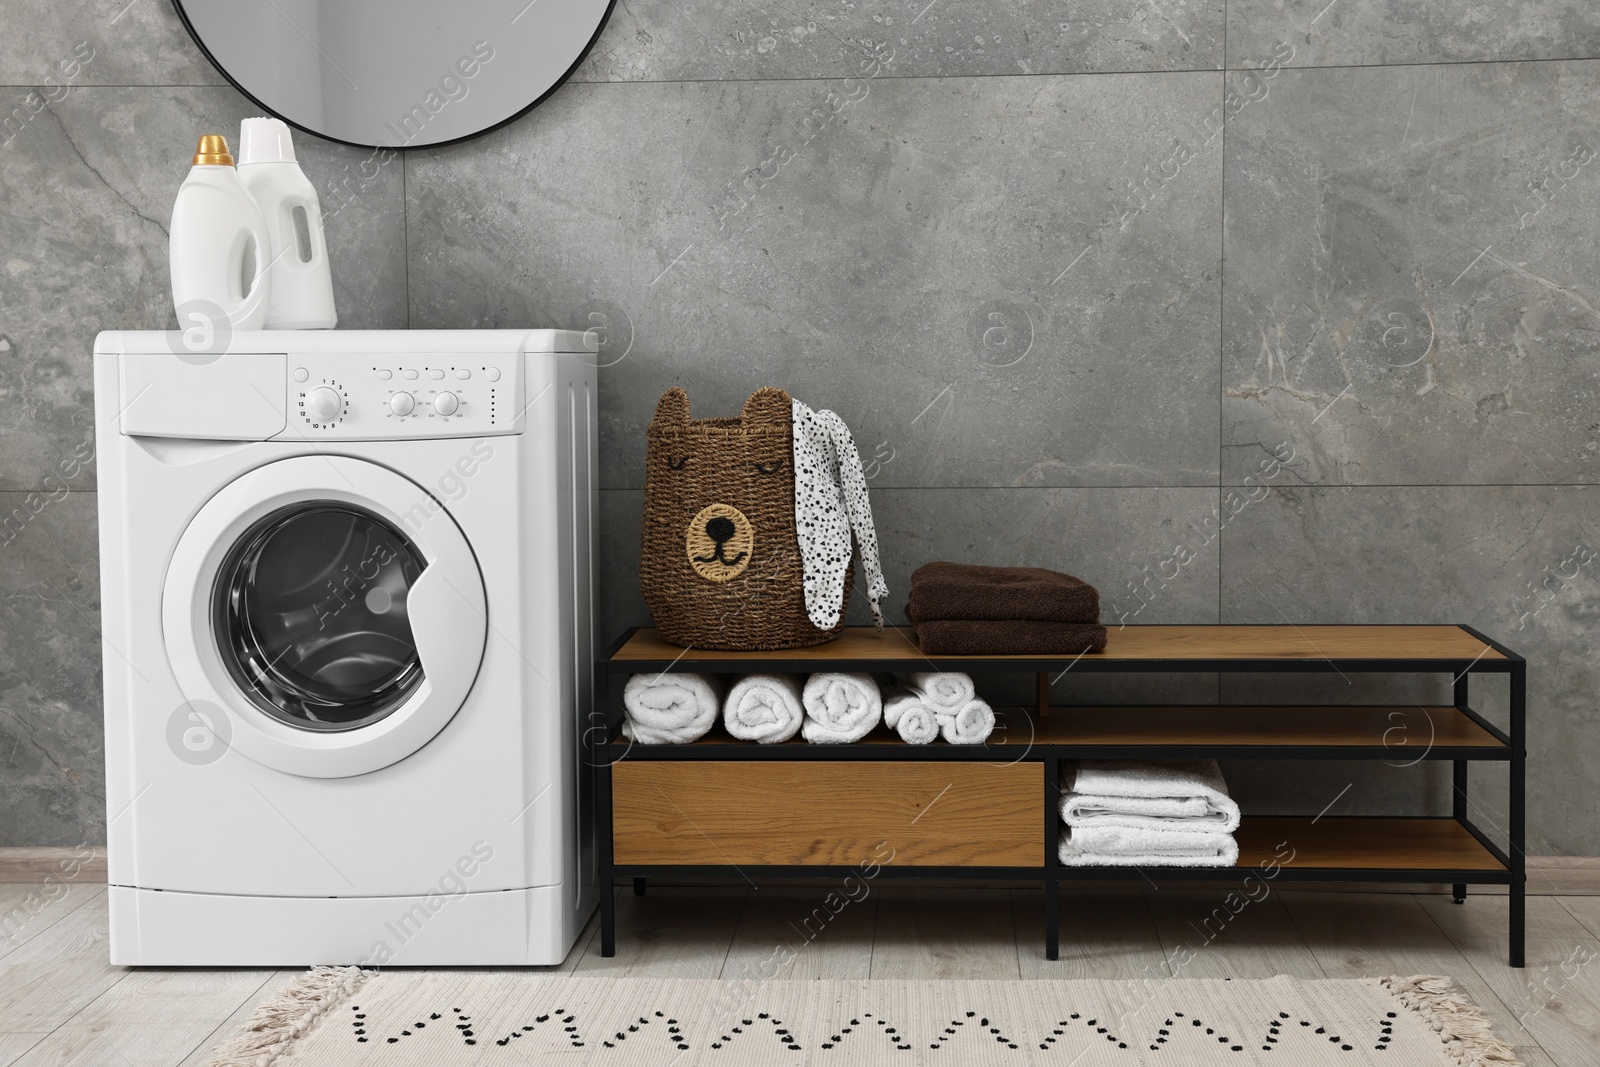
[640,386,853,650]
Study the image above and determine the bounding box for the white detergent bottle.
[168,134,272,332]
[237,117,337,329]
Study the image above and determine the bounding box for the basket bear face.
[640,386,850,650]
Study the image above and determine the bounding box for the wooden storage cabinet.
[596,623,1526,966]
[612,761,1043,867]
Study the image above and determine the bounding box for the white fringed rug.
[206,971,1520,1066]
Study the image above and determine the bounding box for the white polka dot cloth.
[791,399,888,630]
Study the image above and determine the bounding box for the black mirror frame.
[169,0,618,150]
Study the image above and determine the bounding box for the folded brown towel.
[913,619,1109,656]
[907,561,1101,623]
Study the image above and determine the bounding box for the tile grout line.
[564,910,602,975]
[1274,892,1331,979]
[1555,896,1600,940]
[0,1032,48,1067]
[592,483,1600,494]
[560,54,1600,81]
[719,888,754,979]
[9,51,1600,94]
[0,883,105,966]
[18,965,136,1063]
[1221,0,1229,72]
[715,888,756,980]
[1140,888,1181,978]
[170,969,285,1067]
[7,483,1600,496]
[870,889,883,979]
[401,148,411,330]
[1009,887,1029,976]
[866,885,883,979]
[1009,887,1023,978]
[1273,891,1334,981]
[1217,18,1227,653]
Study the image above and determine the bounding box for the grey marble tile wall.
[0,0,221,86]
[405,71,1225,490]
[1222,60,1600,487]
[0,493,102,845]
[567,0,1225,81]
[1228,0,1600,68]
[1,2,1596,853]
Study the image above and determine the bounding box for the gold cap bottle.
[192,134,234,166]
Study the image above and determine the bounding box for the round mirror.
[173,0,615,149]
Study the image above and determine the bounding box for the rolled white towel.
[723,673,804,744]
[622,672,722,744]
[940,697,995,745]
[1059,825,1239,868]
[1061,759,1240,833]
[801,672,882,744]
[907,671,975,713]
[882,684,940,745]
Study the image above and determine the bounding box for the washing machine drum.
[164,456,488,778]
[216,503,427,731]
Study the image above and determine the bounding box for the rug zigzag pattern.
[346,1001,1401,1056]
[205,973,1520,1066]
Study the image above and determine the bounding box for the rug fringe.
[205,965,366,1067]
[1376,975,1523,1067]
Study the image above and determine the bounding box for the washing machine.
[93,329,597,965]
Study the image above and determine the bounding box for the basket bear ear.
[651,387,691,427]
[741,387,792,429]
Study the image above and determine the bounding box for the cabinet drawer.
[612,761,1042,867]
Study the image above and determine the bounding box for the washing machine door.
[163,455,487,778]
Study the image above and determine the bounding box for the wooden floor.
[2,882,1598,1066]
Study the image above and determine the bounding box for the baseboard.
[4,848,1596,894]
[1526,855,1600,895]
[0,846,105,884]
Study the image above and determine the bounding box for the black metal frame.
[168,0,620,152]
[593,624,1527,967]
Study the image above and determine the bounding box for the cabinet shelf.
[608,705,1509,761]
[595,624,1527,966]
[1033,705,1510,758]
[1059,817,1510,880]
[608,623,1509,672]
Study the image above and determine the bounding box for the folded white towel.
[801,672,882,744]
[907,672,975,712]
[882,684,940,745]
[622,672,722,744]
[1060,759,1241,833]
[723,673,804,744]
[1058,826,1239,868]
[941,698,995,745]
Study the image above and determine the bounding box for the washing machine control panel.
[282,355,522,439]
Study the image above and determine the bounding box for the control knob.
[305,386,343,422]
[433,391,459,416]
[389,392,416,416]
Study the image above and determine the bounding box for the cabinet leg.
[1510,661,1526,968]
[633,877,646,897]
[1452,684,1469,908]
[1045,880,1059,961]
[1510,881,1525,968]
[1451,759,1468,906]
[601,881,616,957]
